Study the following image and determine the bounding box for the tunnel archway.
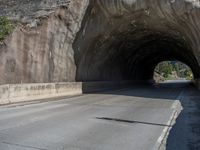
[74,29,200,82]
[73,0,200,83]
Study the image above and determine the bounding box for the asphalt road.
[0,83,190,150]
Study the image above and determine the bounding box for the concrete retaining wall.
[0,81,134,105]
[0,82,82,105]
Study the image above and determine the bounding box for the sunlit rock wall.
[0,0,89,84]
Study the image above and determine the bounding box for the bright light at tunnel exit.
[153,61,194,83]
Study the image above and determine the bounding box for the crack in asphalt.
[96,117,172,127]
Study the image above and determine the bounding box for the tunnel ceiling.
[73,0,200,81]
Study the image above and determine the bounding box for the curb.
[153,90,184,150]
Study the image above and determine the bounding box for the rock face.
[0,0,70,22]
[0,0,89,84]
[1,0,200,84]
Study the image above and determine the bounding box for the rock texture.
[74,0,200,81]
[1,0,200,84]
[0,0,70,22]
[0,0,89,84]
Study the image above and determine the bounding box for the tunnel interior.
[76,30,200,82]
[73,0,200,82]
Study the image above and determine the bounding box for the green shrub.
[0,17,14,41]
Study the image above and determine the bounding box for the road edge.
[153,89,185,150]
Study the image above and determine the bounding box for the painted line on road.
[154,89,185,150]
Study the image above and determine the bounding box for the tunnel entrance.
[74,29,200,83]
[153,61,194,83]
[73,0,200,84]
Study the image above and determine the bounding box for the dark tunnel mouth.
[122,36,198,81]
[127,36,200,81]
[74,28,200,82]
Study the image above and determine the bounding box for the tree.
[154,61,193,80]
[0,17,14,41]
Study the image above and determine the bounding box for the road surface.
[0,83,195,150]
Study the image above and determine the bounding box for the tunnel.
[73,0,200,83]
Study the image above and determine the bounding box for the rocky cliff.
[0,0,89,84]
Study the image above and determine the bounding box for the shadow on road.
[87,82,192,100]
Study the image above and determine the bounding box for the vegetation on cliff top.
[0,17,14,41]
